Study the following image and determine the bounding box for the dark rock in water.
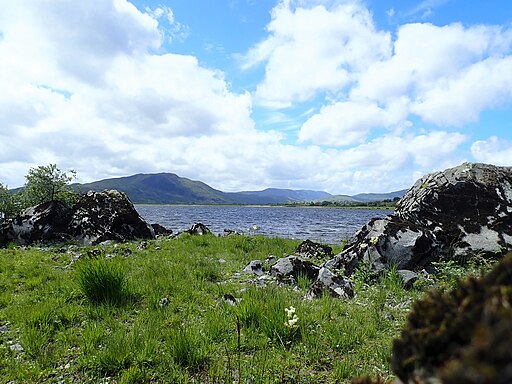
[327,163,512,273]
[392,252,512,384]
[151,223,173,237]
[186,223,211,236]
[295,239,333,259]
[0,200,73,246]
[306,267,354,299]
[270,255,320,282]
[243,260,264,276]
[69,190,155,245]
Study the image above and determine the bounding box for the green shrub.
[76,258,131,306]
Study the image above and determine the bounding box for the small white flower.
[285,306,296,317]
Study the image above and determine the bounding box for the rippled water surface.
[136,205,393,245]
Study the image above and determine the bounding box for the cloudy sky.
[1,0,511,194]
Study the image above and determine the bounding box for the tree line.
[0,164,77,218]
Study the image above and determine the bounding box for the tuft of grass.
[166,325,209,372]
[75,257,132,306]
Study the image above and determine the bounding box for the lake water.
[135,205,393,245]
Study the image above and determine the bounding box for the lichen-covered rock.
[69,190,155,245]
[1,200,73,246]
[392,253,512,384]
[295,239,333,259]
[306,267,354,299]
[328,163,512,274]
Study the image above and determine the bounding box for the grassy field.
[0,234,488,383]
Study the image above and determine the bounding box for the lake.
[135,205,393,245]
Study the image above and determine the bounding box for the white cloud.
[354,22,512,126]
[411,56,512,125]
[298,100,408,146]
[471,137,512,165]
[242,1,391,106]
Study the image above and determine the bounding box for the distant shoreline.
[134,203,395,210]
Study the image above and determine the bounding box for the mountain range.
[74,173,408,205]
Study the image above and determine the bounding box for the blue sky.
[0,0,511,194]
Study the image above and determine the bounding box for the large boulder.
[69,190,155,245]
[0,200,73,246]
[327,163,512,273]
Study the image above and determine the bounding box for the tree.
[0,183,13,218]
[22,164,78,207]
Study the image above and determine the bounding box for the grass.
[0,233,490,383]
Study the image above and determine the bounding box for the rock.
[295,239,333,259]
[392,252,512,384]
[243,260,264,276]
[69,190,155,245]
[222,293,239,306]
[151,223,173,237]
[265,255,277,264]
[1,200,73,246]
[223,228,242,236]
[396,270,419,289]
[327,163,512,274]
[306,267,354,299]
[159,297,170,308]
[269,255,320,282]
[186,223,211,236]
[9,342,24,352]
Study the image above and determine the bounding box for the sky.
[0,0,511,194]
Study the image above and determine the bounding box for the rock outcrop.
[326,163,512,273]
[0,190,155,247]
[0,200,73,246]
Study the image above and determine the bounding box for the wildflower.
[284,306,299,329]
[370,236,379,246]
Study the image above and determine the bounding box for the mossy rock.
[392,253,512,383]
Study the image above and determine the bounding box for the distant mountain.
[75,173,332,205]
[350,189,409,202]
[232,188,331,204]
[314,189,408,204]
[72,172,408,205]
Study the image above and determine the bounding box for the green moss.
[392,252,512,384]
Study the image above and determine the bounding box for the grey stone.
[269,255,320,282]
[397,270,419,289]
[10,342,24,352]
[306,267,354,299]
[243,260,264,276]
